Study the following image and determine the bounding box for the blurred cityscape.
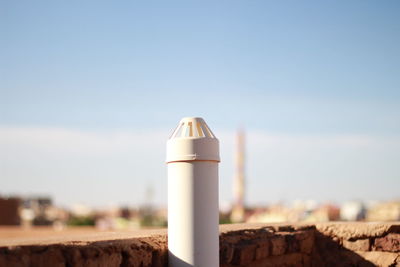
[0,135,398,232]
[0,195,399,230]
[1,130,399,230]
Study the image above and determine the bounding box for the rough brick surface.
[270,236,286,256]
[295,231,314,254]
[0,237,167,267]
[355,251,399,267]
[315,222,400,240]
[374,233,400,252]
[254,240,269,260]
[343,238,370,251]
[1,223,399,267]
[231,243,256,265]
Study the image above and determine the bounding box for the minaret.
[231,129,245,223]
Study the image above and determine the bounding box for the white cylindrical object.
[167,117,220,267]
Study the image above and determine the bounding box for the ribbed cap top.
[166,117,220,163]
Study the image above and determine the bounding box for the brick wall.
[220,223,400,266]
[0,222,399,267]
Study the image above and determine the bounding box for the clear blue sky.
[1,1,399,207]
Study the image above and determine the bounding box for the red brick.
[232,244,256,265]
[374,233,400,252]
[255,240,269,260]
[296,231,314,254]
[270,236,286,256]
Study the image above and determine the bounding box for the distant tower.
[231,129,245,223]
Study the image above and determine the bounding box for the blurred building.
[0,197,21,225]
[0,195,67,227]
[366,201,400,221]
[246,204,290,223]
[22,197,54,225]
[340,201,366,221]
[304,204,340,222]
[246,201,341,223]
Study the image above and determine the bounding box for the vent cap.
[166,117,220,163]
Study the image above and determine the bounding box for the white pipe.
[167,117,220,267]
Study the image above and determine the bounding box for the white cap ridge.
[166,117,220,163]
